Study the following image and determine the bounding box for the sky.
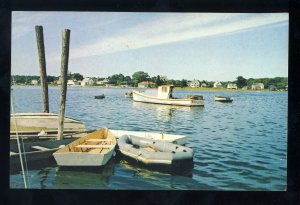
[11,12,289,81]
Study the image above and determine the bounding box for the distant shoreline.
[12,84,287,92]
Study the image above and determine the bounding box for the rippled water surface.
[10,86,287,190]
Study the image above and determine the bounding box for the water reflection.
[117,156,193,177]
[52,158,115,189]
[132,101,204,121]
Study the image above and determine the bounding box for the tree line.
[11,71,288,89]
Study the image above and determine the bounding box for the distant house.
[227,83,237,89]
[96,78,109,86]
[31,79,39,85]
[251,83,264,90]
[242,86,248,90]
[285,85,288,91]
[213,81,222,88]
[138,81,156,88]
[189,79,201,88]
[67,79,79,86]
[268,85,277,91]
[201,83,207,87]
[81,78,94,86]
[120,81,130,88]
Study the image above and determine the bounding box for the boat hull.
[10,113,86,137]
[214,96,233,102]
[133,91,204,106]
[118,135,193,166]
[10,138,76,166]
[110,129,187,145]
[53,128,116,167]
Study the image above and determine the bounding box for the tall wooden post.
[58,29,71,140]
[35,25,49,113]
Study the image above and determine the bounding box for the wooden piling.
[58,29,71,140]
[35,25,49,113]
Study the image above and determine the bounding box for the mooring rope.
[11,87,29,188]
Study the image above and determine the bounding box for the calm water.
[10,86,287,190]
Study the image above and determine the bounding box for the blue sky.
[11,12,288,81]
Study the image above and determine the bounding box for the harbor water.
[10,86,287,190]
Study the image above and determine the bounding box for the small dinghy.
[118,135,194,166]
[214,96,233,102]
[53,128,116,167]
[95,94,105,99]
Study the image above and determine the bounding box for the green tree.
[155,75,162,86]
[236,76,247,88]
[72,73,84,81]
[132,71,150,86]
[180,79,187,87]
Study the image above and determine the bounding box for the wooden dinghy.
[214,96,233,102]
[53,128,116,166]
[10,112,86,139]
[10,138,76,166]
[118,135,194,166]
[109,129,187,145]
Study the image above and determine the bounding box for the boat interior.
[56,128,115,154]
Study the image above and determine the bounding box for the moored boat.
[95,94,105,99]
[109,129,187,145]
[118,135,194,166]
[133,85,204,106]
[214,96,233,102]
[10,112,86,139]
[10,138,76,166]
[53,128,116,166]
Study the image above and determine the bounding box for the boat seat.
[31,145,51,151]
[75,144,114,149]
[86,139,112,142]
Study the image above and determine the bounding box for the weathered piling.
[35,25,49,113]
[58,29,71,140]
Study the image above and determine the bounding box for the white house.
[242,86,248,90]
[201,83,207,87]
[67,79,79,86]
[138,81,156,88]
[189,79,201,88]
[31,79,39,85]
[227,83,237,89]
[213,81,222,88]
[251,83,264,90]
[81,78,94,86]
[96,78,109,86]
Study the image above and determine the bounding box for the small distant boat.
[10,138,76,166]
[109,129,187,145]
[124,91,133,98]
[53,128,116,167]
[95,94,105,99]
[118,135,194,165]
[214,96,233,102]
[133,85,204,106]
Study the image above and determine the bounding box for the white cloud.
[68,13,288,60]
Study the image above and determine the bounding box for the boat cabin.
[157,85,174,99]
